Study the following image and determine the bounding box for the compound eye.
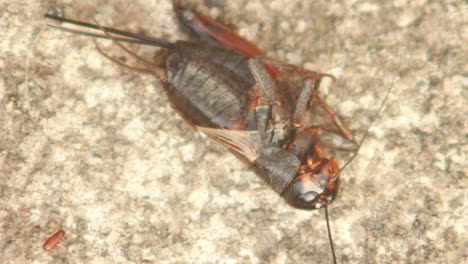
[300,191,319,203]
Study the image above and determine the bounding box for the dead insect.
[42,229,65,251]
[45,1,392,263]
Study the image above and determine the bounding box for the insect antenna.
[45,13,174,78]
[324,78,395,264]
[324,205,337,264]
[340,78,396,172]
[92,40,154,74]
[44,14,175,49]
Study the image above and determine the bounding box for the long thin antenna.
[45,14,176,48]
[44,12,171,78]
[340,78,396,171]
[324,205,337,264]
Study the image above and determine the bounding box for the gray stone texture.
[1,0,466,263]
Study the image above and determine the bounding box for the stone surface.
[1,0,466,263]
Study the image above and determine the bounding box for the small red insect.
[42,229,65,251]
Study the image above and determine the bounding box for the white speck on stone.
[85,80,125,108]
[295,20,307,33]
[328,66,344,78]
[269,1,281,10]
[61,51,86,84]
[188,188,210,210]
[210,8,221,18]
[83,203,107,224]
[337,100,358,115]
[303,62,317,71]
[179,144,195,162]
[358,2,381,13]
[122,117,145,142]
[358,94,375,107]
[378,245,387,255]
[286,52,302,65]
[393,0,409,8]
[371,126,385,138]
[84,50,106,70]
[192,239,216,259]
[427,230,437,240]
[239,248,250,256]
[280,21,289,31]
[417,175,433,185]
[351,223,367,244]
[447,147,464,165]
[383,105,420,131]
[396,9,421,27]
[445,75,467,91]
[434,152,447,171]
[419,112,440,132]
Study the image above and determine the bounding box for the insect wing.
[196,126,262,163]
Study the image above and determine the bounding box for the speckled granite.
[1,0,466,263]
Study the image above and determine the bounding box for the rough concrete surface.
[1,0,466,263]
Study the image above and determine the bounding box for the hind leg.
[173,0,263,57]
[255,56,358,149]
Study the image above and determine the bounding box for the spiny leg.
[248,57,292,144]
[173,0,263,57]
[256,56,357,144]
[312,94,356,144]
[305,128,358,151]
[248,57,279,104]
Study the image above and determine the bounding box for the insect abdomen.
[176,42,256,87]
[164,52,251,128]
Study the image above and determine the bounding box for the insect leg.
[44,14,173,78]
[248,57,279,103]
[172,0,263,57]
[247,57,294,145]
[306,127,358,151]
[257,56,357,145]
[312,94,356,144]
[291,76,356,151]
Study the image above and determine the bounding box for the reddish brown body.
[43,1,383,263]
[42,229,65,251]
[164,1,358,211]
